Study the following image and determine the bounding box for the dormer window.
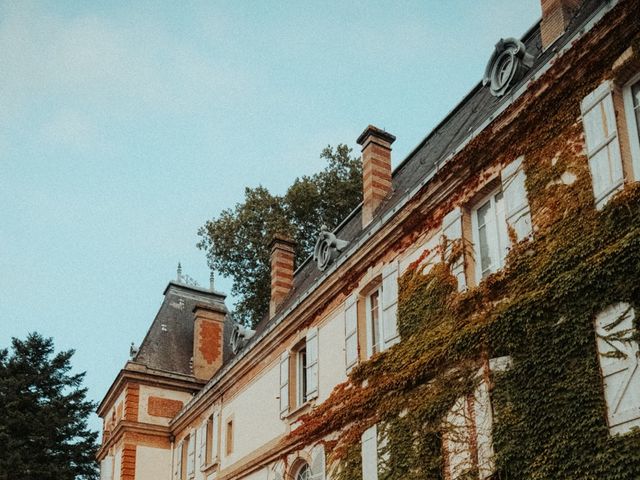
[483,38,534,97]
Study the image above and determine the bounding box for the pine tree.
[0,333,98,480]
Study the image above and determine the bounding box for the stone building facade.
[97,0,640,478]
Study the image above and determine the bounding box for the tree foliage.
[198,144,362,327]
[0,333,99,480]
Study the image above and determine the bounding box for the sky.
[0,0,541,433]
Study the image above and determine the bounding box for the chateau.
[97,0,640,479]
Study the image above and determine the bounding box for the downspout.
[169,436,175,480]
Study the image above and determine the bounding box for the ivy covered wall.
[291,1,640,479]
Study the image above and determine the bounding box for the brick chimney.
[540,0,582,50]
[357,125,396,227]
[269,234,296,318]
[192,303,226,381]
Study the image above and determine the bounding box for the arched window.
[294,462,311,480]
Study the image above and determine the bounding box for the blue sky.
[0,0,541,433]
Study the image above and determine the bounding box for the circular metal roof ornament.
[313,225,349,271]
[483,38,534,97]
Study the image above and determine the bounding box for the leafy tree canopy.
[0,333,98,480]
[198,144,362,327]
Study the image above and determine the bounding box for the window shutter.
[501,156,532,243]
[175,441,183,480]
[198,423,207,468]
[100,456,113,480]
[344,293,359,372]
[595,303,640,435]
[361,424,379,480]
[279,351,290,417]
[211,411,220,464]
[381,261,399,347]
[186,430,196,477]
[442,207,467,291]
[444,357,511,479]
[581,81,624,209]
[310,443,326,480]
[306,327,319,399]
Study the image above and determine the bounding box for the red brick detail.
[358,126,395,226]
[121,444,137,480]
[270,237,296,317]
[125,384,140,422]
[540,0,582,50]
[198,320,222,364]
[147,396,184,419]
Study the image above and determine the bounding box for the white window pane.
[583,106,605,153]
[504,169,527,216]
[477,202,493,276]
[494,192,508,266]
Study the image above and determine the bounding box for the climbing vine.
[290,1,640,479]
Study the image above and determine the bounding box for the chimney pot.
[357,125,396,227]
[269,234,296,318]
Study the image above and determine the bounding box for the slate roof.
[252,0,602,336]
[132,282,233,375]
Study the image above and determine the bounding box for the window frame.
[471,188,508,284]
[622,72,640,181]
[296,344,308,406]
[365,286,383,359]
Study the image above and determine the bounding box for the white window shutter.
[100,456,114,480]
[310,443,326,480]
[581,81,624,209]
[198,422,207,468]
[381,261,399,348]
[595,303,640,435]
[444,357,512,479]
[344,293,359,372]
[501,156,532,243]
[361,425,379,480]
[187,430,196,477]
[279,351,290,417]
[442,207,467,291]
[306,327,319,399]
[175,441,183,480]
[210,411,220,464]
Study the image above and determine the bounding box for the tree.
[198,144,362,327]
[0,333,99,480]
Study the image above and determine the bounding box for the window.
[472,190,509,281]
[186,431,195,478]
[297,345,308,405]
[443,357,511,480]
[198,411,219,468]
[594,303,640,435]
[366,288,382,357]
[581,81,625,209]
[225,419,233,456]
[280,329,319,417]
[344,262,400,372]
[295,462,311,480]
[623,75,640,179]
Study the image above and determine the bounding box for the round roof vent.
[313,226,348,272]
[483,38,534,97]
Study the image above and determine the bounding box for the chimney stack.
[269,234,296,318]
[192,303,226,381]
[357,125,396,227]
[540,0,581,50]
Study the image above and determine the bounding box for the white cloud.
[0,1,250,123]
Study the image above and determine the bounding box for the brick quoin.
[120,444,136,480]
[125,384,139,422]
